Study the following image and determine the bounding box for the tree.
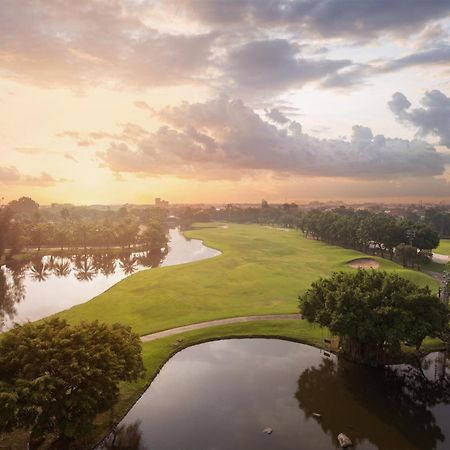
[299,270,448,365]
[396,243,419,267]
[412,224,440,251]
[141,222,167,251]
[0,319,145,449]
[7,197,39,217]
[30,222,52,251]
[0,205,12,257]
[6,219,28,255]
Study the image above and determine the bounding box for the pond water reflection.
[0,228,220,329]
[102,339,449,450]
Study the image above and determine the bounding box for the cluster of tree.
[0,319,145,449]
[422,206,450,237]
[299,207,439,265]
[0,197,168,257]
[175,201,302,230]
[299,270,448,365]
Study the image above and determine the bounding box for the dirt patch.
[347,258,380,269]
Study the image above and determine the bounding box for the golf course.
[58,223,438,336]
[7,223,442,448]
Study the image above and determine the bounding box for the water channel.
[0,228,220,329]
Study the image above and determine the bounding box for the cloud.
[379,44,450,73]
[134,101,155,113]
[225,39,354,94]
[265,108,290,124]
[172,0,450,40]
[64,153,78,162]
[58,131,94,147]
[389,90,450,147]
[275,173,450,200]
[97,96,449,180]
[0,166,66,186]
[0,0,216,89]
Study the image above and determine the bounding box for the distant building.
[155,198,169,208]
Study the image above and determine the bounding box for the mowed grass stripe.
[56,223,438,336]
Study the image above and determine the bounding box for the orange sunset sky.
[1,0,450,205]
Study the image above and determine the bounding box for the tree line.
[0,197,168,258]
[176,202,442,266]
[299,207,439,265]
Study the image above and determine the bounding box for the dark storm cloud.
[389,90,450,147]
[97,96,449,180]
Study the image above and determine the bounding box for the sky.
[1,0,450,205]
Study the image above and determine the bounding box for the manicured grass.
[436,239,450,256]
[56,223,438,336]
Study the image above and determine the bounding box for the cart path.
[140,314,302,342]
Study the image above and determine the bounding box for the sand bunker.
[347,258,380,269]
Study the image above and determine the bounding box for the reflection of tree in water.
[53,257,72,277]
[29,258,51,282]
[0,260,27,328]
[0,249,167,328]
[137,250,165,268]
[101,421,148,450]
[94,253,117,277]
[73,254,98,281]
[119,254,140,275]
[295,357,449,450]
[0,268,18,329]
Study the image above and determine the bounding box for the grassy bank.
[436,239,450,256]
[57,223,438,336]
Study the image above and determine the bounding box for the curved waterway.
[101,339,450,450]
[0,228,220,329]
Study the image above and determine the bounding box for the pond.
[0,228,220,330]
[101,339,450,450]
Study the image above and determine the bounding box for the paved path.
[140,314,301,342]
[432,252,450,264]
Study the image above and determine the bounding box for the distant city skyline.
[1,1,450,204]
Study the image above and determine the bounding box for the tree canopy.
[299,270,448,365]
[0,319,145,448]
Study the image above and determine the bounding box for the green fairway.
[57,223,438,336]
[436,239,450,256]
